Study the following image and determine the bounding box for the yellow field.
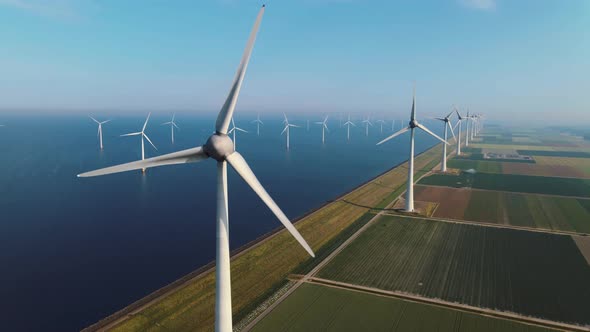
[533,156,590,177]
[106,145,444,331]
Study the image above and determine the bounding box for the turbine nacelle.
[409,119,419,128]
[204,134,235,162]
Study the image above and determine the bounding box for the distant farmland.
[317,216,590,325]
[418,172,590,197]
[447,158,589,178]
[414,185,590,233]
[517,150,590,158]
[251,283,558,332]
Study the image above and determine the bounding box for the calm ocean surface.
[0,112,442,331]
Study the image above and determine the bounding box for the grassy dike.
[86,144,444,332]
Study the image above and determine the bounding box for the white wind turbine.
[121,113,157,173]
[251,113,263,136]
[376,119,385,134]
[314,116,329,144]
[89,116,111,150]
[343,114,355,141]
[391,119,395,131]
[362,117,373,136]
[465,110,471,147]
[161,113,180,144]
[77,6,313,332]
[228,118,248,150]
[454,109,466,155]
[377,88,448,212]
[282,113,299,150]
[434,110,456,172]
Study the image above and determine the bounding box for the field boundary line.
[415,183,590,200]
[306,277,590,332]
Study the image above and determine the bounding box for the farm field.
[250,283,558,332]
[517,150,590,158]
[472,143,587,152]
[447,158,590,178]
[414,185,590,233]
[96,145,446,331]
[418,172,590,197]
[316,215,590,325]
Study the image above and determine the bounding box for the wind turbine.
[465,110,471,147]
[306,119,310,132]
[343,114,355,141]
[362,117,373,136]
[161,113,180,144]
[314,116,329,144]
[282,113,299,150]
[77,6,313,332]
[377,88,448,212]
[376,119,386,134]
[228,118,248,149]
[89,116,111,150]
[251,113,263,136]
[121,113,157,173]
[434,110,456,172]
[454,108,466,155]
[391,119,395,131]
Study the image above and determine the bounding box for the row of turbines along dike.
[77,5,484,332]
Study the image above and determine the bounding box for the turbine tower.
[465,110,471,147]
[121,113,157,173]
[454,109,465,155]
[377,88,448,212]
[251,113,263,136]
[434,110,456,172]
[228,118,248,150]
[343,114,355,141]
[77,6,314,332]
[314,116,329,144]
[161,113,180,144]
[89,116,111,150]
[282,113,299,150]
[362,117,373,136]
[391,119,395,131]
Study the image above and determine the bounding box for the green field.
[251,283,557,332]
[418,172,590,197]
[517,150,590,158]
[317,216,590,325]
[463,191,590,233]
[454,153,536,163]
[447,159,503,173]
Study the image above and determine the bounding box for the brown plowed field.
[413,185,471,219]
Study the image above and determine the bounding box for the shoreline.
[82,145,439,332]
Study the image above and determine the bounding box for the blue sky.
[0,0,588,123]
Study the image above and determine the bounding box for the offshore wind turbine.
[435,110,456,172]
[376,119,385,134]
[282,113,299,150]
[228,118,248,150]
[343,114,355,141]
[362,117,373,136]
[89,116,111,150]
[121,113,157,173]
[377,88,448,212]
[161,113,180,144]
[391,119,395,131]
[77,6,313,332]
[251,113,263,136]
[314,116,329,144]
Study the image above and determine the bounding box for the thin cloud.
[459,0,496,11]
[0,0,96,20]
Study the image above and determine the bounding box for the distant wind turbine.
[89,116,111,150]
[465,110,471,147]
[454,108,466,155]
[228,118,248,149]
[251,113,263,136]
[121,113,157,173]
[376,119,385,134]
[377,88,448,212]
[344,114,356,141]
[391,119,395,131]
[282,113,300,150]
[434,109,456,172]
[314,116,329,144]
[76,6,314,332]
[161,113,180,144]
[362,117,373,136]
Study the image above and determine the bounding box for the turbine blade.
[236,127,248,133]
[78,147,208,177]
[453,120,460,131]
[89,116,100,124]
[173,122,180,130]
[376,126,410,145]
[448,121,456,140]
[161,122,172,125]
[410,87,416,121]
[142,112,151,132]
[121,132,142,137]
[143,133,158,150]
[445,109,454,119]
[215,5,265,134]
[226,152,314,257]
[281,125,288,135]
[416,123,448,145]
